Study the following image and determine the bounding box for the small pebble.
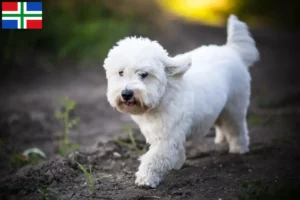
[113,152,121,158]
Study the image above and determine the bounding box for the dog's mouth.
[117,97,149,114]
[122,98,137,107]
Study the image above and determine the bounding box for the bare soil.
[0,23,299,200]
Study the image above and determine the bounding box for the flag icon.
[2,2,42,29]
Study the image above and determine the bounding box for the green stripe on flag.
[21,2,23,29]
[2,14,42,17]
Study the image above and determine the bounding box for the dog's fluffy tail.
[226,15,259,67]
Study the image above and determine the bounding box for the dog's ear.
[161,54,192,76]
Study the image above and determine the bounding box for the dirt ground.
[0,22,299,200]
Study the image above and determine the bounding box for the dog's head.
[103,37,191,115]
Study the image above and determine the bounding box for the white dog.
[103,15,259,188]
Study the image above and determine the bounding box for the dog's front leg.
[135,140,181,188]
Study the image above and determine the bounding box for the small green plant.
[76,161,112,194]
[23,147,47,164]
[75,161,112,194]
[9,148,46,167]
[115,125,147,154]
[76,161,95,193]
[10,152,29,167]
[10,147,47,167]
[55,97,80,157]
[0,141,46,167]
[38,187,59,200]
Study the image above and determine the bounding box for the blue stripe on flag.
[2,20,18,29]
[26,2,42,11]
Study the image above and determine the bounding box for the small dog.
[103,15,259,188]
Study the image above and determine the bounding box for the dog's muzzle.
[121,89,136,106]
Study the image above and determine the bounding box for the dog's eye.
[119,70,124,77]
[139,72,148,79]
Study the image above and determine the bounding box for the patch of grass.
[0,141,46,167]
[55,97,80,157]
[10,152,29,168]
[38,187,59,200]
[22,147,47,164]
[10,148,47,167]
[76,161,112,194]
[238,179,300,200]
[115,125,147,154]
[76,161,95,194]
[247,114,268,127]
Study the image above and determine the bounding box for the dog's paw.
[229,144,249,154]
[227,136,249,154]
[135,171,160,188]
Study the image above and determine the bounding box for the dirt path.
[0,23,299,199]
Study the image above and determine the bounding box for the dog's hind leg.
[216,99,250,154]
[225,117,249,154]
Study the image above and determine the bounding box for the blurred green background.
[0,0,298,77]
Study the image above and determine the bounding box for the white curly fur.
[103,15,259,188]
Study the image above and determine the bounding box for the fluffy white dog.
[103,15,259,188]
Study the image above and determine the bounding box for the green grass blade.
[129,129,136,147]
[115,138,133,149]
[76,161,94,187]
[100,174,112,178]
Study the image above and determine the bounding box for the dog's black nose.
[121,89,134,101]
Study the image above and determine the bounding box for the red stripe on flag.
[26,20,42,29]
[2,2,18,11]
